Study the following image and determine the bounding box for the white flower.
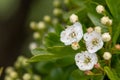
[101,16,112,26]
[103,52,112,60]
[69,14,78,23]
[84,31,103,53]
[102,33,111,42]
[60,22,83,45]
[96,5,105,14]
[94,26,101,33]
[75,51,98,71]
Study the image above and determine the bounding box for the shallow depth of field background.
[0,0,53,79]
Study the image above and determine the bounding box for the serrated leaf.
[104,66,119,80]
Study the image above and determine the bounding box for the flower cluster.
[60,5,113,72]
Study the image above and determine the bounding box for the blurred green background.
[0,0,53,69]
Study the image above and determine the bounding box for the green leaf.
[106,0,120,20]
[112,24,120,45]
[55,24,64,35]
[31,48,47,55]
[87,3,108,32]
[55,56,74,67]
[28,53,70,62]
[104,66,119,80]
[44,33,64,47]
[70,69,90,80]
[47,46,80,55]
[29,46,80,62]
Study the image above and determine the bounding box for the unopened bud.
[102,33,111,42]
[84,70,94,75]
[43,15,51,23]
[94,26,101,33]
[101,16,112,26]
[30,21,36,30]
[69,14,78,23]
[37,21,46,30]
[71,42,80,50]
[53,0,60,7]
[115,44,120,50]
[96,5,105,14]
[87,27,93,33]
[33,32,40,39]
[103,52,112,60]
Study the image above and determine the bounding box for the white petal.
[60,22,83,45]
[84,31,103,53]
[75,51,98,71]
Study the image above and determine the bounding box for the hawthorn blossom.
[60,22,83,45]
[75,51,98,71]
[84,31,103,53]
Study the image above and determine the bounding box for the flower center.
[84,57,91,64]
[70,32,76,38]
[92,38,99,45]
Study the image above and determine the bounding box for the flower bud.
[96,5,105,14]
[37,21,46,30]
[33,32,40,39]
[5,75,12,80]
[87,27,93,33]
[102,33,111,42]
[94,63,101,69]
[64,0,70,4]
[30,21,36,30]
[29,42,37,50]
[69,14,78,23]
[5,67,14,74]
[53,0,60,7]
[43,15,51,23]
[52,18,58,25]
[33,75,41,80]
[53,8,62,16]
[101,16,112,26]
[23,73,31,80]
[94,26,101,33]
[9,71,18,79]
[115,44,120,50]
[84,70,94,75]
[103,52,112,60]
[71,42,80,50]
